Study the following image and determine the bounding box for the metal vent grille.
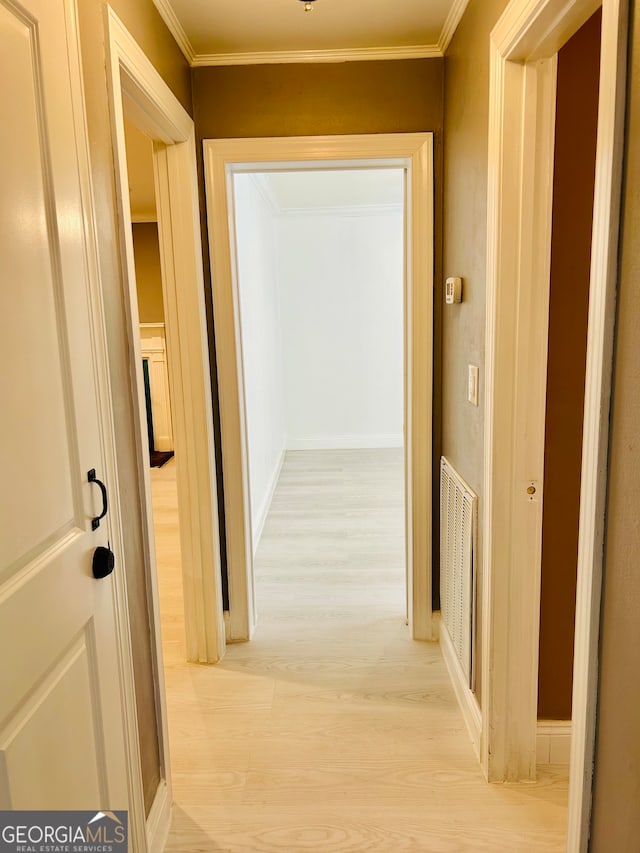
[440,457,477,689]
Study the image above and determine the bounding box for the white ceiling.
[254,169,404,212]
[153,0,468,64]
[124,119,157,222]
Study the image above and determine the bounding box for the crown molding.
[437,0,471,53]
[191,44,442,67]
[152,0,471,68]
[152,0,196,63]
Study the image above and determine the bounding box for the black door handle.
[93,545,115,579]
[88,469,108,530]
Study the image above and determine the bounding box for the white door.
[0,0,129,810]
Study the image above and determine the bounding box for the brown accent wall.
[537,11,602,721]
[192,58,445,607]
[442,0,510,704]
[192,60,443,138]
[133,223,165,324]
[590,4,640,846]
[78,0,191,817]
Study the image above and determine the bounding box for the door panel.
[0,2,78,576]
[0,631,105,810]
[0,0,129,812]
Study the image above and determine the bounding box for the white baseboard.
[287,434,404,450]
[252,448,285,555]
[536,720,572,765]
[146,778,171,853]
[440,613,571,767]
[440,619,481,761]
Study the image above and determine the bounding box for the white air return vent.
[440,457,477,690]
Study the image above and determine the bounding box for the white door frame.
[483,0,627,845]
[204,134,434,644]
[105,6,226,847]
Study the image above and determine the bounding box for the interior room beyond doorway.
[123,116,180,815]
[232,168,406,620]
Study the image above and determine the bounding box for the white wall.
[277,210,404,449]
[233,174,286,550]
[233,171,404,551]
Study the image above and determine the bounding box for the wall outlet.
[468,365,479,406]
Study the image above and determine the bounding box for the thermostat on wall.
[446,277,463,304]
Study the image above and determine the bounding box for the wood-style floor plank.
[151,450,568,852]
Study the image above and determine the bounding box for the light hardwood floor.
[151,450,568,852]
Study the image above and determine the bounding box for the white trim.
[483,42,558,783]
[131,213,158,224]
[483,0,627,849]
[151,0,444,66]
[146,779,171,852]
[287,434,404,451]
[252,449,285,557]
[153,0,473,68]
[537,721,573,765]
[65,1,147,846]
[151,0,195,64]
[204,134,434,645]
[440,622,482,761]
[438,0,472,53]
[105,13,228,846]
[191,44,443,67]
[106,7,225,667]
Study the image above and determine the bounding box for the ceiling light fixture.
[298,0,318,11]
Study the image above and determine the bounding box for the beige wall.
[78,0,191,817]
[442,0,509,704]
[133,223,165,324]
[192,57,445,607]
[590,4,640,846]
[538,10,601,721]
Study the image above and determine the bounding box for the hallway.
[152,451,568,852]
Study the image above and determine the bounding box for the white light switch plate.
[468,365,479,406]
[446,276,463,304]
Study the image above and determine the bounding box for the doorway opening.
[203,134,434,649]
[105,8,226,847]
[124,121,176,470]
[123,110,190,738]
[536,9,602,767]
[232,167,406,632]
[482,0,627,849]
[120,113,181,823]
